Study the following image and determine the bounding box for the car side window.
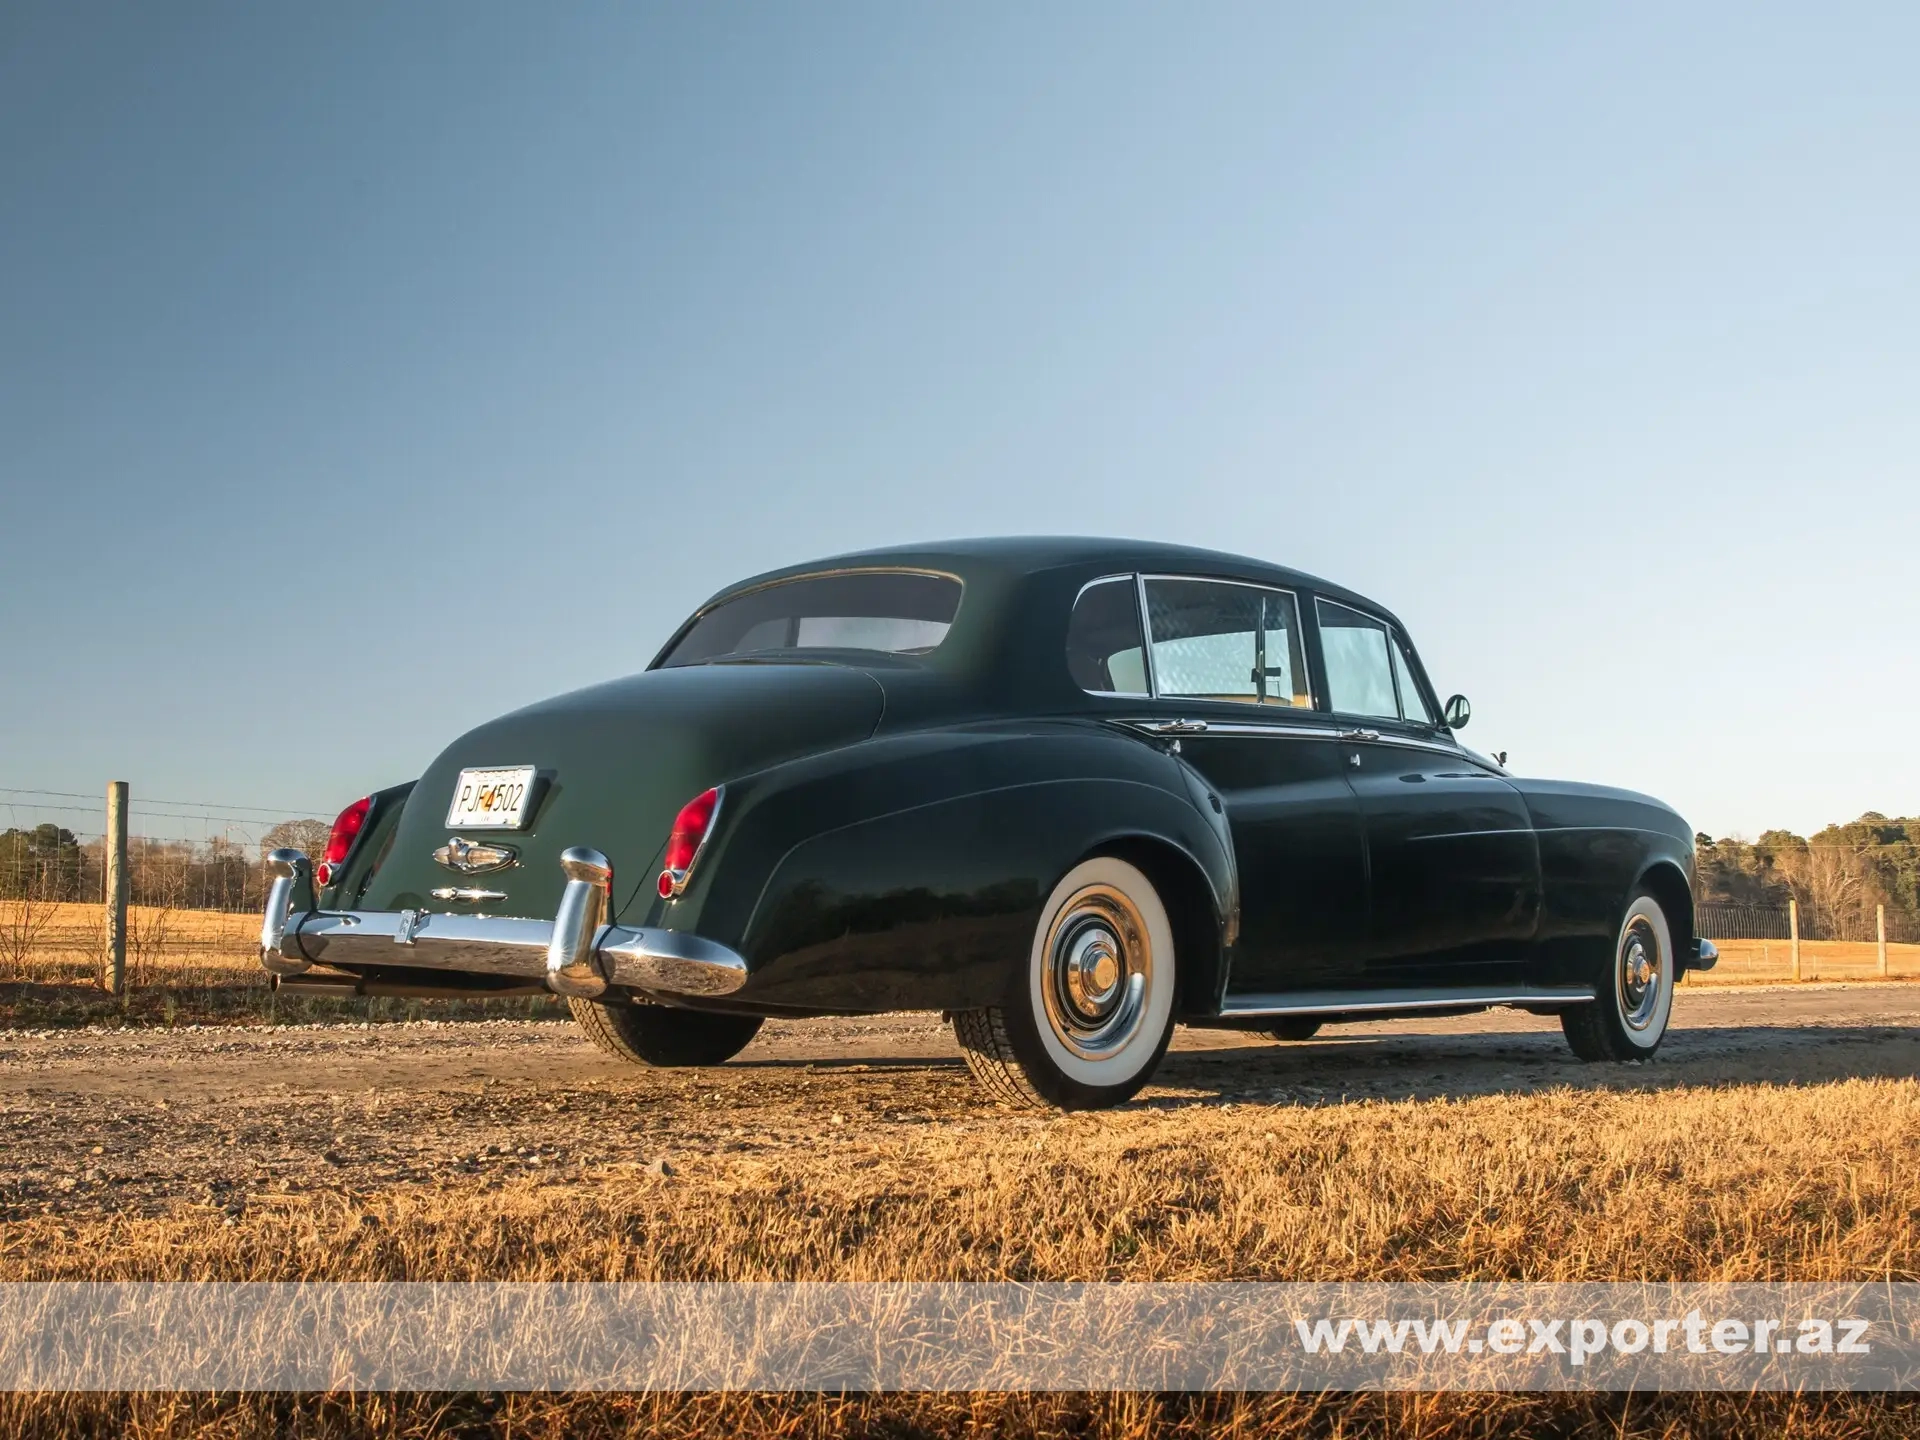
[1391,633,1437,725]
[1066,577,1149,695]
[1142,578,1309,707]
[1316,600,1399,720]
[1318,599,1435,725]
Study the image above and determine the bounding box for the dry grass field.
[5,902,1920,1435]
[0,902,562,1028]
[1694,938,1920,983]
[2,991,1920,1437]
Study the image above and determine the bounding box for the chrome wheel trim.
[1612,894,1674,1047]
[1041,883,1151,1061]
[1027,858,1176,1086]
[1618,917,1662,1031]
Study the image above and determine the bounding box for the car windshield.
[658,571,963,667]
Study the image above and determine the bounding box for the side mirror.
[1443,694,1471,730]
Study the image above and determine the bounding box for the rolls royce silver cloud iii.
[261,537,1714,1109]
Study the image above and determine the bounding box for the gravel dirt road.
[3,982,1916,1222]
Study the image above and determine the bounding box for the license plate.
[445,766,538,829]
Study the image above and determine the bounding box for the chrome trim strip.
[429,887,510,902]
[1116,718,1340,742]
[260,849,751,1002]
[1113,716,1484,766]
[1134,573,1158,698]
[1218,984,1595,1017]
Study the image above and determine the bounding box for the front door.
[1135,576,1370,993]
[1315,599,1541,985]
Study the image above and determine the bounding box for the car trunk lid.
[359,662,886,922]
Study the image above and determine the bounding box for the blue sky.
[2,2,1916,841]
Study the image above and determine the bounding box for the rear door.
[1128,576,1370,992]
[1313,599,1541,986]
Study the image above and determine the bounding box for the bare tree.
[124,849,191,988]
[1777,841,1879,940]
[262,819,331,858]
[0,872,60,980]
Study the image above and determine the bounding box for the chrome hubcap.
[1043,884,1152,1060]
[1619,917,1663,1031]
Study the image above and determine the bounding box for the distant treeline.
[1695,814,1919,936]
[0,819,329,911]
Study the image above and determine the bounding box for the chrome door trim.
[1218,984,1595,1017]
[1346,729,1483,762]
[1114,718,1343,742]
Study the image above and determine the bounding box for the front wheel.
[1561,890,1676,1061]
[569,997,764,1067]
[953,856,1177,1110]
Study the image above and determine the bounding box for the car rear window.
[659,571,963,667]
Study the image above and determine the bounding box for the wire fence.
[1696,902,1920,945]
[1,787,331,913]
[7,782,1920,994]
[1,786,333,991]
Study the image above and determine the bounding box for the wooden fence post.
[1880,904,1889,979]
[1789,898,1800,982]
[105,781,128,996]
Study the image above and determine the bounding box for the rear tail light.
[315,795,373,888]
[657,787,722,899]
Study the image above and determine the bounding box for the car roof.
[703,535,1404,628]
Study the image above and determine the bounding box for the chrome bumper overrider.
[1693,937,1719,971]
[258,847,749,1002]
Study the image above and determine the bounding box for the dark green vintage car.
[262,537,1714,1109]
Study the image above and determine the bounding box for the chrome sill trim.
[1218,984,1595,1017]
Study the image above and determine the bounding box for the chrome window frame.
[1137,573,1310,709]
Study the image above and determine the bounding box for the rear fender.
[666,723,1235,1013]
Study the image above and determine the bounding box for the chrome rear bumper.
[1692,937,1719,971]
[259,847,749,1002]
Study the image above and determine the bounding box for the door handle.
[1145,719,1209,735]
[1338,728,1379,742]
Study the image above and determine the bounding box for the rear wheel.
[953,856,1177,1110]
[1560,890,1675,1062]
[1268,1018,1323,1042]
[569,997,764,1067]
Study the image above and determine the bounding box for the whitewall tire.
[953,856,1177,1109]
[1561,890,1676,1062]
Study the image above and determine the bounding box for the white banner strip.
[0,1283,1915,1392]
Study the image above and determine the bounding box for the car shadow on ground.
[1141,1023,1920,1107]
[723,1022,1920,1109]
